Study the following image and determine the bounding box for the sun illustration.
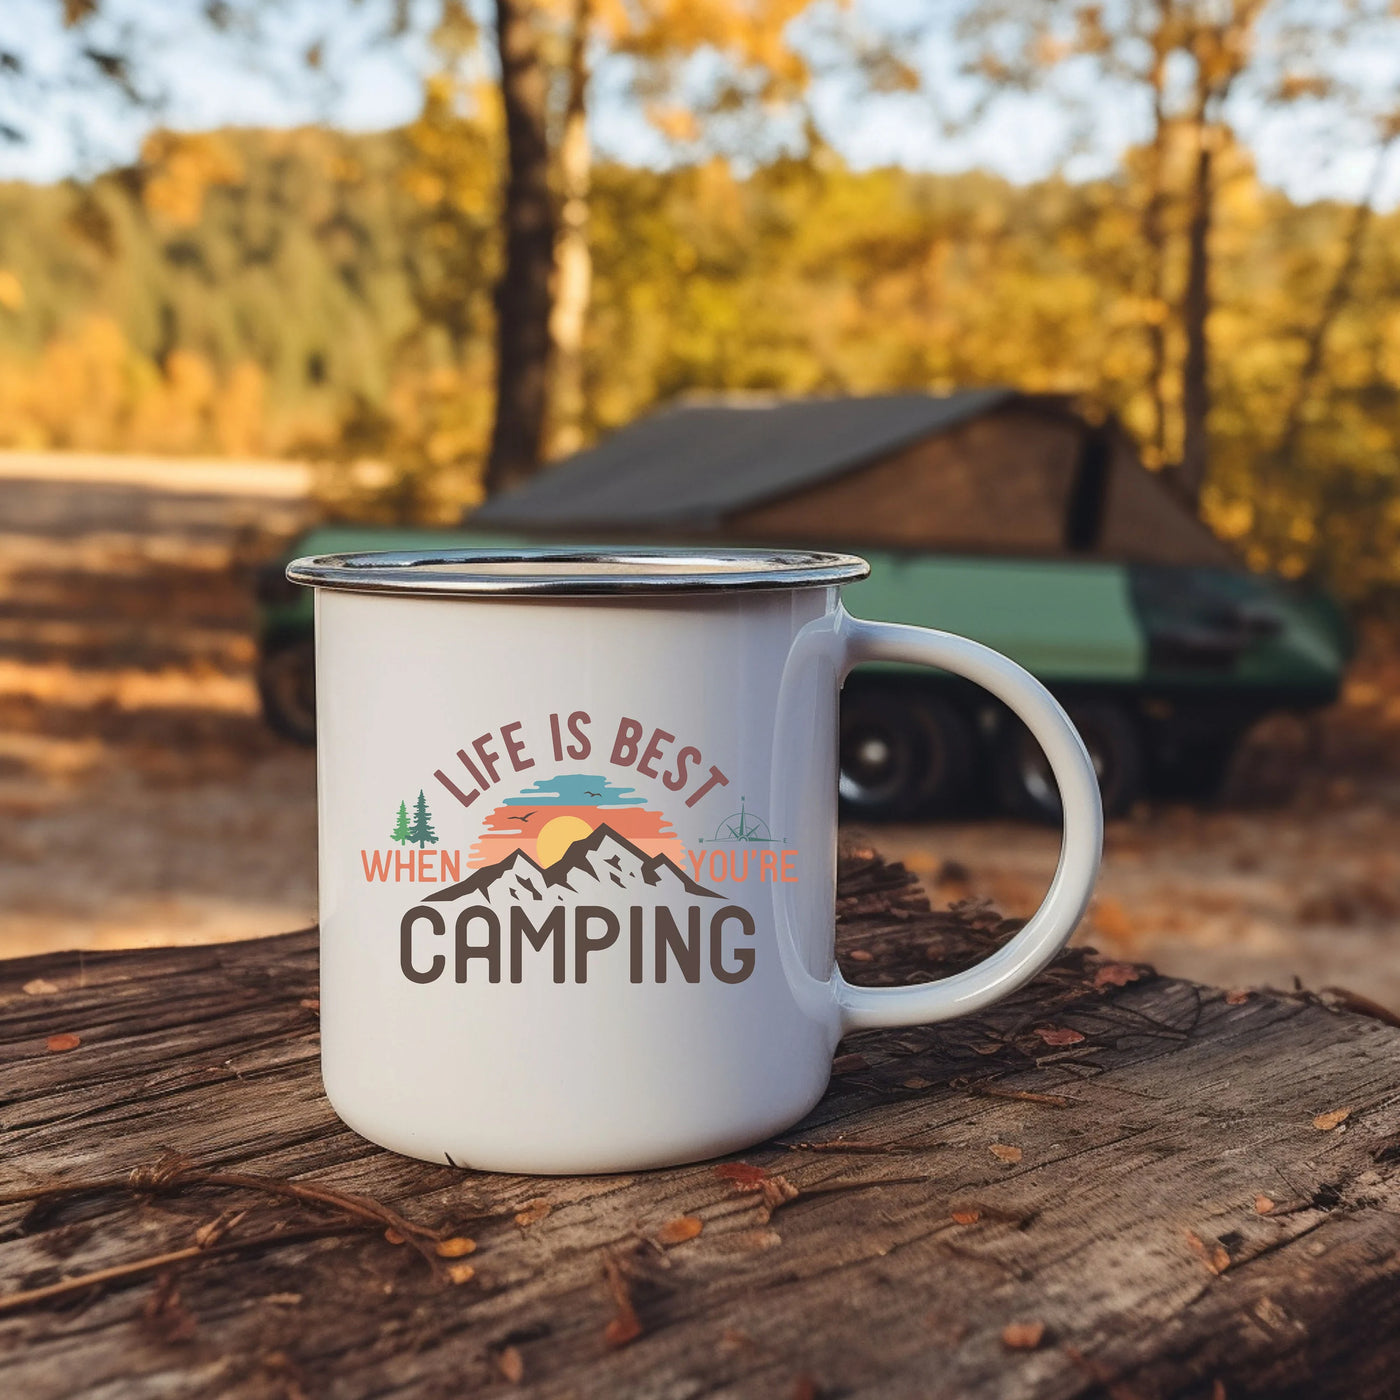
[535,813,595,867]
[466,773,684,869]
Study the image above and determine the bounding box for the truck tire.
[257,638,317,746]
[1152,733,1241,801]
[839,691,974,820]
[994,699,1142,822]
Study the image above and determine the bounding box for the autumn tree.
[543,0,851,456]
[8,124,1400,592]
[949,0,1384,508]
[1272,113,1400,483]
[1174,1,1271,507]
[324,0,845,485]
[482,0,840,484]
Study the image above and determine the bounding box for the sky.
[1,0,1397,209]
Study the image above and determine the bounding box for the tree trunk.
[1177,4,1266,509]
[485,0,555,497]
[548,0,593,460]
[1140,6,1173,468]
[1178,116,1213,510]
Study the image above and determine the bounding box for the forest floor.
[3,452,1400,1011]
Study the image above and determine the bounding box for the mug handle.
[833,613,1103,1034]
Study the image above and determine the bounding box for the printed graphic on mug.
[361,711,795,990]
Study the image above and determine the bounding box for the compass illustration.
[697,797,786,845]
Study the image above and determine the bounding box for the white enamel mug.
[287,547,1102,1175]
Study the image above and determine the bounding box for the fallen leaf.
[435,1236,476,1258]
[846,949,874,963]
[655,1215,703,1246]
[791,1376,821,1400]
[513,1197,553,1227]
[1225,989,1251,1005]
[445,1262,475,1285]
[989,1144,1022,1164]
[831,1053,870,1075]
[494,1345,524,1384]
[45,1033,80,1053]
[602,1256,642,1348]
[720,1328,753,1351]
[951,1209,982,1225]
[1001,1320,1045,1350]
[973,1041,1003,1055]
[1092,962,1142,988]
[383,1227,406,1245]
[1033,1026,1085,1046]
[299,998,320,1011]
[715,1162,770,1188]
[22,978,58,996]
[1211,1381,1227,1400]
[1185,1230,1229,1276]
[1254,1195,1275,1215]
[1313,1108,1351,1131]
[901,1076,933,1089]
[263,1293,302,1306]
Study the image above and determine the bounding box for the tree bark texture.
[1141,7,1173,468]
[548,0,593,460]
[485,0,556,497]
[1178,117,1214,509]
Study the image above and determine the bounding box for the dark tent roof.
[472,388,1017,528]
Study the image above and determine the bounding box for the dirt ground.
[3,453,1400,1011]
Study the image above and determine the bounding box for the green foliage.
[0,121,1398,595]
[391,799,412,845]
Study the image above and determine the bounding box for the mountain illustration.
[426,824,720,905]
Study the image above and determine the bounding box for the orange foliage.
[0,317,268,457]
[140,131,245,228]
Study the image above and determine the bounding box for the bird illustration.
[507,811,536,824]
[584,790,603,798]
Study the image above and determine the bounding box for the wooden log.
[2,845,1398,1398]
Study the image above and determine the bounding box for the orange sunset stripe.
[468,802,683,867]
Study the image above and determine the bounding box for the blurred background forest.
[4,0,1400,1005]
[2,0,1400,596]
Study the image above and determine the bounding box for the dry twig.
[0,1222,358,1316]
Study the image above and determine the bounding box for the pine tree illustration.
[408,789,438,848]
[390,800,411,846]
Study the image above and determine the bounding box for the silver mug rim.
[286,545,871,597]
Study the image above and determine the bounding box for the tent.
[471,390,1234,567]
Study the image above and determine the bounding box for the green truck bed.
[257,527,1350,820]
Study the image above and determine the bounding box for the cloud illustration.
[501,774,646,808]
